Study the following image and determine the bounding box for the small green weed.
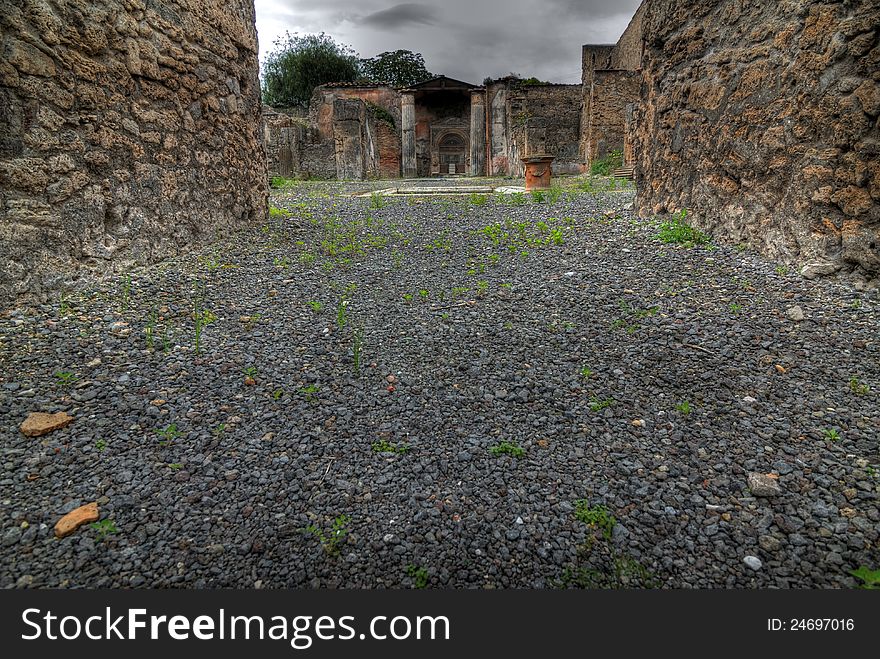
[371,439,410,454]
[822,428,840,441]
[407,565,429,589]
[299,384,319,402]
[489,441,525,458]
[850,566,880,590]
[91,519,119,541]
[655,210,711,247]
[849,377,870,396]
[574,500,616,540]
[54,371,78,387]
[155,423,182,447]
[304,515,350,556]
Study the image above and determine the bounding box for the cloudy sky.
[253,0,642,84]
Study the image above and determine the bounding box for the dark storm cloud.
[361,4,439,28]
[255,0,643,83]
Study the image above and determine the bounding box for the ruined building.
[263,75,583,180]
[0,0,267,304]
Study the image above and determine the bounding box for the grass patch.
[489,441,525,458]
[655,209,711,246]
[372,439,410,454]
[589,149,623,176]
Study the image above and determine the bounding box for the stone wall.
[489,80,583,176]
[0,0,267,307]
[581,4,645,166]
[518,84,583,174]
[263,106,306,178]
[608,1,646,70]
[585,70,640,162]
[634,0,880,280]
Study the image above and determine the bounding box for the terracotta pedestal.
[522,155,555,191]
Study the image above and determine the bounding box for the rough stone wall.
[488,80,582,176]
[0,0,267,306]
[634,0,880,279]
[608,0,646,70]
[586,70,640,162]
[517,84,583,174]
[332,99,368,180]
[581,46,615,161]
[310,85,401,138]
[581,4,645,164]
[262,106,306,178]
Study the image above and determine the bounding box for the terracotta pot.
[522,155,555,191]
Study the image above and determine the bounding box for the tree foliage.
[360,50,433,88]
[262,32,360,108]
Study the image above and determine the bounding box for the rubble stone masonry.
[634,0,880,279]
[0,0,267,306]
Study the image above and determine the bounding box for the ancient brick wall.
[0,0,267,306]
[374,118,401,178]
[580,46,615,163]
[634,0,880,279]
[585,70,640,162]
[289,84,401,178]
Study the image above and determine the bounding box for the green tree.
[360,50,433,88]
[261,32,360,108]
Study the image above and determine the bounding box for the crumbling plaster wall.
[634,0,880,280]
[0,0,267,306]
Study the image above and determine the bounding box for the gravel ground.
[1,177,878,589]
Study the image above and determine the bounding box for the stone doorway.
[438,133,467,174]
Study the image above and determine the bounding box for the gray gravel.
[1,177,878,589]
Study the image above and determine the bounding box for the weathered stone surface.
[20,411,73,437]
[0,0,267,308]
[786,306,805,322]
[54,503,99,539]
[748,472,782,497]
[632,0,880,281]
[801,261,841,280]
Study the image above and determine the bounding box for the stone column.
[401,92,416,178]
[469,89,487,176]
